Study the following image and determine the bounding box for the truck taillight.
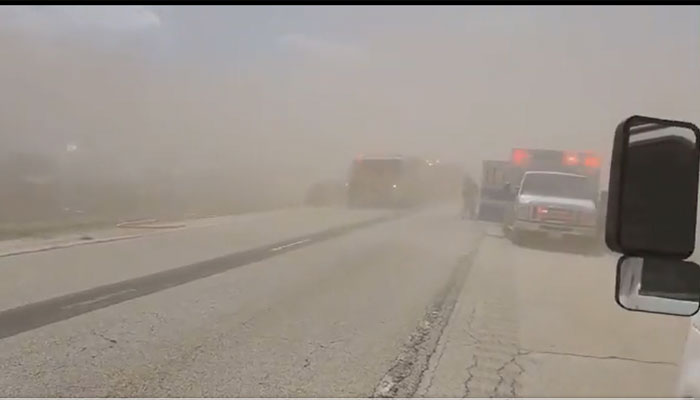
[584,156,601,168]
[562,152,580,166]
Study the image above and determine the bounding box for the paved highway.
[0,206,690,397]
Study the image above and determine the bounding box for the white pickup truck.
[679,235,700,397]
[679,312,700,396]
[502,171,599,246]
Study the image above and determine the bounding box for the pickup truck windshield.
[520,173,596,200]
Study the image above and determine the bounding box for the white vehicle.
[679,313,700,397]
[503,171,599,245]
[679,234,700,397]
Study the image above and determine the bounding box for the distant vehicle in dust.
[425,160,465,203]
[304,180,346,207]
[346,155,431,209]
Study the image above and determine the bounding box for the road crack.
[455,240,524,398]
[421,322,450,396]
[372,248,478,398]
[93,330,118,345]
[509,357,525,397]
[494,354,516,395]
[518,348,676,366]
[301,339,344,370]
[462,357,478,397]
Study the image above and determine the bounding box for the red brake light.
[562,152,580,166]
[512,149,530,165]
[584,156,601,168]
[536,206,548,215]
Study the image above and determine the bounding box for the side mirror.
[606,115,700,258]
[616,256,700,316]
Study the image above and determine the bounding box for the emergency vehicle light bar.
[511,148,601,169]
[511,149,531,165]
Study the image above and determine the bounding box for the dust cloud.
[1,6,699,228]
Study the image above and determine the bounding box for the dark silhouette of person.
[462,176,478,219]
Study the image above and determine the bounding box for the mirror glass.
[608,116,700,257]
[616,256,700,316]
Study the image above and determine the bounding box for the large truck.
[346,155,432,209]
[499,148,605,246]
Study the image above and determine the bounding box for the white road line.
[115,218,158,228]
[270,239,311,252]
[60,289,137,310]
[0,234,143,259]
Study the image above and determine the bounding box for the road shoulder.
[419,232,689,397]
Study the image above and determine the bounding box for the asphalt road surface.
[0,206,690,397]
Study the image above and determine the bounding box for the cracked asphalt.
[417,233,690,397]
[0,207,691,397]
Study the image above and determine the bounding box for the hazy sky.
[1,6,699,183]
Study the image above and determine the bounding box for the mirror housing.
[606,115,700,258]
[616,255,700,316]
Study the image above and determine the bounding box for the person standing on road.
[462,176,478,219]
